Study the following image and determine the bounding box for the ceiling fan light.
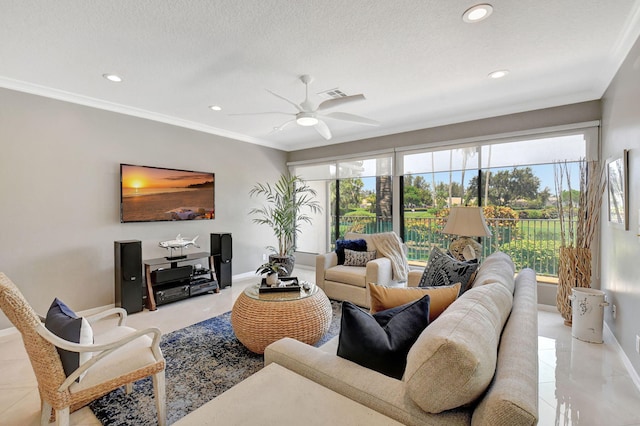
[296,113,319,126]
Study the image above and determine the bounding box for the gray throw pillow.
[343,249,376,266]
[418,246,478,294]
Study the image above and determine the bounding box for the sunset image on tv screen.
[120,164,215,222]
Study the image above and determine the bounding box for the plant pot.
[269,255,295,277]
[266,273,279,287]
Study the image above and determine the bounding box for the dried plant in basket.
[554,159,605,324]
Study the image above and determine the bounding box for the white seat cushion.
[70,326,158,392]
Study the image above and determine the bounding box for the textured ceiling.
[1,1,639,151]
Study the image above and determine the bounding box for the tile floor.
[1,266,640,425]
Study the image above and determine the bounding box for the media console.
[143,251,219,310]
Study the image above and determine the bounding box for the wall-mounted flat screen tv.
[120,164,215,223]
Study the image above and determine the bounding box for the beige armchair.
[0,272,166,426]
[316,232,420,308]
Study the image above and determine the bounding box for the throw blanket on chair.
[370,232,409,282]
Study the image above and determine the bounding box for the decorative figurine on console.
[159,234,199,260]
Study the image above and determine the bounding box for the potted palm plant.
[249,171,321,276]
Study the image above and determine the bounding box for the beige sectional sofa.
[267,252,539,425]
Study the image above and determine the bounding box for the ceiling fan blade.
[266,89,303,112]
[314,120,332,140]
[228,111,294,116]
[269,119,296,134]
[317,94,366,111]
[322,111,380,126]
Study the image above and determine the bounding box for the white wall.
[601,34,640,377]
[0,88,287,330]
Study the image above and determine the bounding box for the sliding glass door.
[292,153,394,253]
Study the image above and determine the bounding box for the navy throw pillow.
[45,298,93,381]
[337,295,430,379]
[335,239,368,265]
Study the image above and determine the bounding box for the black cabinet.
[143,252,219,310]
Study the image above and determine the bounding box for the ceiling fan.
[232,75,380,140]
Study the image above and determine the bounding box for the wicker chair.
[0,272,166,426]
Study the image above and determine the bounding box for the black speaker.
[114,240,143,314]
[211,233,232,288]
[211,232,232,261]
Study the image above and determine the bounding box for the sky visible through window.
[363,162,579,195]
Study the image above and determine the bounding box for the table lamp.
[442,206,492,261]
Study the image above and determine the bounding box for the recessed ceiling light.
[208,105,222,111]
[488,69,509,79]
[102,73,123,83]
[462,4,493,23]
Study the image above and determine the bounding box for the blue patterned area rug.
[90,300,342,425]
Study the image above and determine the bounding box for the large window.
[291,153,393,253]
[290,124,598,278]
[400,128,596,277]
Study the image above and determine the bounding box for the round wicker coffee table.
[231,283,332,354]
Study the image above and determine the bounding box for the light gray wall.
[601,35,640,377]
[0,88,287,330]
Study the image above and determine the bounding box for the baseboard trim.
[603,321,640,392]
[233,271,256,280]
[0,326,17,339]
[537,303,557,312]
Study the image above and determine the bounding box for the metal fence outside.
[331,216,565,277]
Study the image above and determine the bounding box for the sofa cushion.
[418,246,478,293]
[368,282,460,322]
[404,283,513,413]
[325,265,368,288]
[335,239,368,264]
[45,298,93,382]
[472,268,539,426]
[344,249,377,267]
[471,251,516,293]
[337,297,430,379]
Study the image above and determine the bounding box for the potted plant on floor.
[256,261,289,286]
[249,171,321,276]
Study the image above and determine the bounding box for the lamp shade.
[442,206,492,237]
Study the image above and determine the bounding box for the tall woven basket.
[557,246,592,325]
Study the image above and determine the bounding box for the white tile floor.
[1,266,640,425]
[537,307,640,425]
